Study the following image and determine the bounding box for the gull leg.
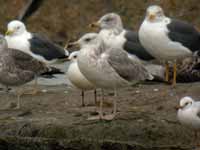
[81,91,85,107]
[172,62,177,86]
[165,62,169,82]
[102,89,117,120]
[94,89,97,105]
[15,88,24,109]
[24,77,40,95]
[87,89,104,120]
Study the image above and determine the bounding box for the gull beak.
[88,22,100,29]
[174,105,183,110]
[5,30,14,36]
[67,41,80,49]
[65,57,70,61]
[148,14,156,21]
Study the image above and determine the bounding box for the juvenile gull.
[177,96,200,145]
[69,33,153,120]
[0,35,62,109]
[67,51,97,106]
[139,5,200,86]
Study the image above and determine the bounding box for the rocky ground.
[0,83,199,150]
[0,0,200,149]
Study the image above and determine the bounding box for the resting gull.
[89,13,166,80]
[5,20,69,64]
[0,35,62,109]
[5,20,69,92]
[69,33,153,120]
[139,5,200,86]
[67,51,97,106]
[89,13,154,61]
[176,96,200,146]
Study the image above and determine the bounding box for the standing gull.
[69,33,153,120]
[67,51,97,107]
[177,96,200,146]
[139,5,200,86]
[89,13,154,61]
[5,20,69,92]
[5,20,69,64]
[0,35,62,109]
[89,13,165,80]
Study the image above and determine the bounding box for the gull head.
[68,51,79,62]
[69,33,102,49]
[90,13,123,31]
[145,5,165,22]
[6,20,27,36]
[0,35,8,50]
[177,96,194,110]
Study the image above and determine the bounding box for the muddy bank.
[0,83,199,149]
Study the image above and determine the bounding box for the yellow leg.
[165,63,169,82]
[172,62,177,86]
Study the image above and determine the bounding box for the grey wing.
[106,48,153,82]
[123,30,154,61]
[29,33,68,61]
[9,49,49,74]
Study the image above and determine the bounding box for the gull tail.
[40,67,64,78]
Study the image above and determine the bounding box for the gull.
[67,51,97,107]
[139,5,200,86]
[0,35,63,109]
[89,13,165,80]
[5,20,69,93]
[89,13,154,61]
[69,33,153,120]
[177,96,200,146]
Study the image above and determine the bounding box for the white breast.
[67,61,95,90]
[177,106,200,129]
[99,29,126,49]
[78,48,129,89]
[5,33,53,64]
[139,19,192,61]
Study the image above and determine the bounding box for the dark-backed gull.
[139,5,200,86]
[5,20,69,64]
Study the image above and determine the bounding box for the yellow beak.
[148,14,156,21]
[88,22,100,29]
[67,41,80,49]
[5,30,14,36]
[174,105,183,110]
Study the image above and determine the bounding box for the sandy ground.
[0,82,199,149]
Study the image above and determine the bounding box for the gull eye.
[73,55,77,59]
[104,17,112,22]
[85,38,91,42]
[16,26,20,30]
[157,11,162,16]
[185,102,189,106]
